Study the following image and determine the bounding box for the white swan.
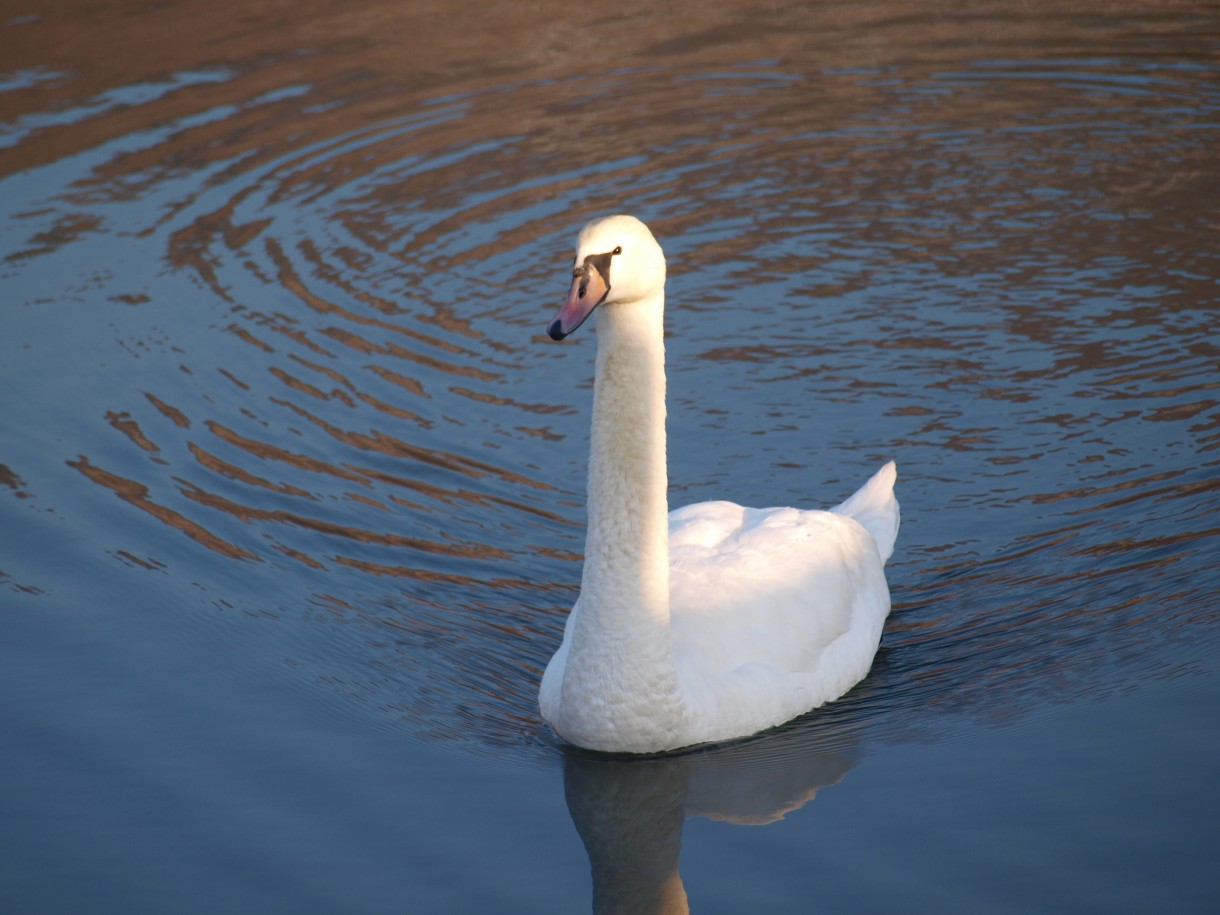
[539,215,899,754]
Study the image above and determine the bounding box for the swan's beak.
[548,262,609,340]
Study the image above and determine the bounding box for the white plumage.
[539,215,899,753]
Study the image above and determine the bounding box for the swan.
[538,215,899,754]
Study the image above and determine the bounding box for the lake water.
[2,1,1218,911]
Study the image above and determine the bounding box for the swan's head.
[548,214,666,340]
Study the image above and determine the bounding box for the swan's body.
[539,215,898,754]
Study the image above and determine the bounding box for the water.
[2,1,1218,910]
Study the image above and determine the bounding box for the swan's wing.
[667,461,898,682]
[668,502,883,669]
[667,497,892,736]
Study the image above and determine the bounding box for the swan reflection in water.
[562,724,860,913]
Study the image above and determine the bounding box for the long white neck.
[581,292,670,623]
[559,289,685,751]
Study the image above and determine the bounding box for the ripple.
[3,15,1219,760]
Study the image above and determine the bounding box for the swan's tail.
[831,461,900,564]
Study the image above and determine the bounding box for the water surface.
[2,1,1218,911]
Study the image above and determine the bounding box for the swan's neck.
[560,291,685,751]
[582,294,670,627]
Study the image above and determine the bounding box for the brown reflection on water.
[0,464,33,500]
[11,0,1213,358]
[188,440,314,498]
[68,455,259,561]
[68,437,561,582]
[260,237,489,368]
[6,0,1218,751]
[7,0,1216,207]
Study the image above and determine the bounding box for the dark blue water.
[2,1,1218,910]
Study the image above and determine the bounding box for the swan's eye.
[613,246,622,255]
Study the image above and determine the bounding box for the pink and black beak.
[548,250,616,340]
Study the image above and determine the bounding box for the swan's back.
[665,462,898,744]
